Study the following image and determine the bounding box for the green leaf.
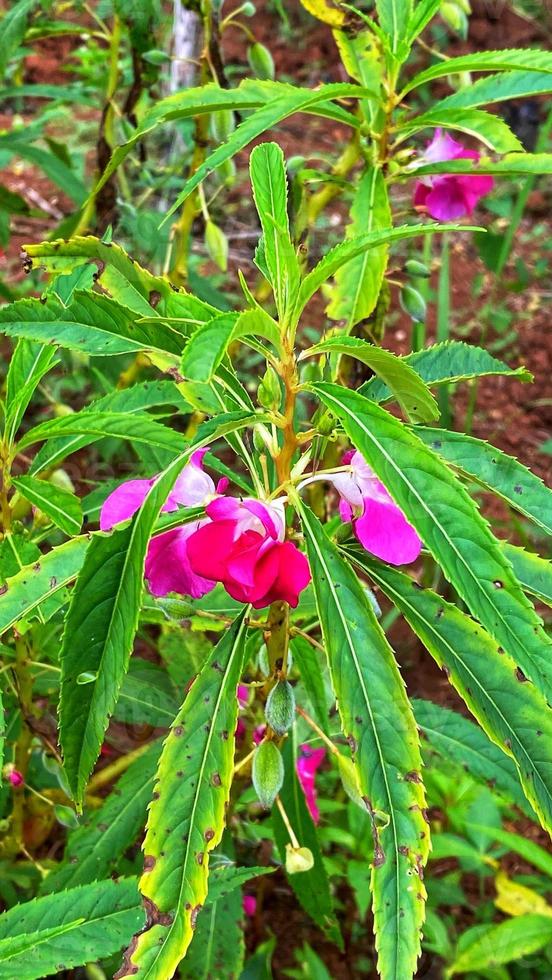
[41,741,162,894]
[28,380,189,476]
[409,151,552,178]
[114,660,180,727]
[375,0,412,53]
[249,142,300,324]
[272,734,341,946]
[398,108,522,153]
[432,70,552,111]
[180,884,244,980]
[12,475,82,536]
[0,878,144,980]
[449,915,552,974]
[120,610,248,978]
[297,502,428,980]
[18,411,186,456]
[414,427,552,536]
[4,340,57,445]
[0,139,87,205]
[180,314,238,383]
[0,292,185,359]
[0,0,37,76]
[292,222,476,325]
[354,555,552,836]
[405,0,441,45]
[302,336,438,423]
[469,822,552,878]
[402,48,552,95]
[0,537,88,635]
[359,341,532,401]
[311,383,552,701]
[161,83,368,223]
[327,167,391,329]
[59,412,259,804]
[412,699,532,817]
[503,544,552,608]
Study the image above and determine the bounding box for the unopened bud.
[205,220,228,272]
[400,284,427,323]
[257,365,281,410]
[265,680,295,735]
[252,739,284,809]
[4,766,24,787]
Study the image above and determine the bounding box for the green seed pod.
[241,1,256,14]
[252,739,284,808]
[211,109,235,144]
[400,284,427,323]
[265,680,295,735]
[54,803,79,829]
[247,42,275,80]
[404,258,431,279]
[214,156,237,187]
[257,365,281,410]
[205,219,228,272]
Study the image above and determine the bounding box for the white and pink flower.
[414,128,494,221]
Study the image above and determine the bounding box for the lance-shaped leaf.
[414,427,552,536]
[298,502,428,980]
[352,553,552,835]
[503,544,552,608]
[0,878,144,980]
[0,291,184,358]
[180,885,244,980]
[18,411,186,456]
[161,83,368,223]
[401,48,552,95]
[397,108,522,153]
[291,222,477,325]
[29,380,190,476]
[406,0,441,44]
[0,537,88,635]
[249,142,300,324]
[359,341,532,401]
[409,152,552,178]
[310,383,552,701]
[12,475,82,536]
[272,734,341,947]
[375,0,412,53]
[4,340,57,445]
[448,915,552,974]
[180,310,282,384]
[433,70,552,112]
[412,699,532,817]
[94,80,360,199]
[41,741,162,894]
[301,335,438,423]
[59,412,260,804]
[118,610,248,979]
[327,167,391,329]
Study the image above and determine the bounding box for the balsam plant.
[0,5,552,980]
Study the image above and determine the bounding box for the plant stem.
[5,637,34,857]
[86,742,151,794]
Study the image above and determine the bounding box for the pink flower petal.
[243,895,257,917]
[145,525,215,598]
[297,744,326,824]
[100,479,152,530]
[171,449,216,507]
[354,490,421,565]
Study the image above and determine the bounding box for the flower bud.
[265,680,295,735]
[252,739,284,809]
[211,109,235,144]
[205,220,228,272]
[404,259,430,279]
[4,766,24,787]
[285,844,314,874]
[400,284,427,323]
[257,365,281,410]
[241,1,256,14]
[247,42,275,80]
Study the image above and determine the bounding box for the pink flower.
[243,895,257,917]
[297,744,326,824]
[8,768,24,787]
[186,497,311,610]
[330,451,421,565]
[100,449,216,599]
[413,128,494,221]
[253,724,266,745]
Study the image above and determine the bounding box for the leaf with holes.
[118,610,248,979]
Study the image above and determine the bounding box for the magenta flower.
[243,895,257,917]
[100,449,217,599]
[186,497,311,609]
[330,451,421,565]
[413,128,494,221]
[297,744,326,824]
